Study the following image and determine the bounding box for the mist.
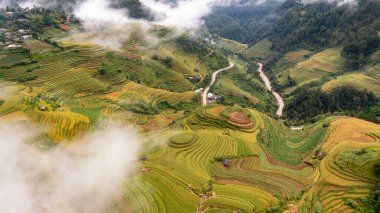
[0,0,359,48]
[0,121,141,213]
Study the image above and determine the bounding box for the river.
[257,62,284,116]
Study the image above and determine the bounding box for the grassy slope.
[243,38,274,60]
[219,38,248,53]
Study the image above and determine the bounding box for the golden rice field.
[280,48,344,87]
[322,62,380,96]
[300,118,380,212]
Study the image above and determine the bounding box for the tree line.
[284,86,379,124]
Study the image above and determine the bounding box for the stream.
[257,63,284,116]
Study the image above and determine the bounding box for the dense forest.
[207,0,380,70]
[284,86,379,124]
[205,0,279,44]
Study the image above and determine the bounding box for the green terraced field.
[243,38,274,60]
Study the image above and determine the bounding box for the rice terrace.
[0,0,379,213]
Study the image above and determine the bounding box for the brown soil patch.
[283,203,299,213]
[259,144,309,170]
[122,51,141,60]
[59,24,71,31]
[142,115,171,132]
[228,111,253,128]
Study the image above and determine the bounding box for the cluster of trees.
[175,36,209,58]
[111,0,149,19]
[342,30,380,69]
[205,0,279,44]
[284,86,378,123]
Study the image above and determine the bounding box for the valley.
[0,0,379,213]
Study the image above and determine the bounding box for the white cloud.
[0,122,141,212]
[141,0,218,31]
[75,0,131,29]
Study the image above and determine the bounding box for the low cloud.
[141,0,220,32]
[0,0,358,49]
[0,121,141,212]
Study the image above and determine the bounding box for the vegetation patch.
[243,38,273,60]
[168,132,196,148]
[335,147,380,180]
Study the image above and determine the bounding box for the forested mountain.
[205,0,280,44]
[207,0,380,70]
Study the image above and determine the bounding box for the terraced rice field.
[322,62,380,96]
[1,31,379,213]
[299,117,380,212]
[99,81,195,106]
[30,111,90,141]
[285,48,344,87]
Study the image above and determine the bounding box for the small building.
[207,93,220,100]
[291,126,304,131]
[21,35,32,40]
[5,12,14,17]
[195,88,203,93]
[5,44,22,49]
[39,107,47,111]
[222,159,230,167]
[188,75,201,83]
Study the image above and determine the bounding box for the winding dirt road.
[202,62,235,106]
[257,62,284,116]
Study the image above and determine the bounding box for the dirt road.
[202,62,235,106]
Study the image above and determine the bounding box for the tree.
[162,56,173,68]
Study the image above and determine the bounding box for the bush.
[162,56,173,68]
[151,54,159,60]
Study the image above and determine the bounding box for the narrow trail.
[193,51,215,88]
[195,51,214,72]
[257,62,284,116]
[202,62,235,106]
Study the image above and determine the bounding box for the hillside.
[0,1,380,213]
[228,0,380,124]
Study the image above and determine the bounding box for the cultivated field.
[1,30,379,213]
